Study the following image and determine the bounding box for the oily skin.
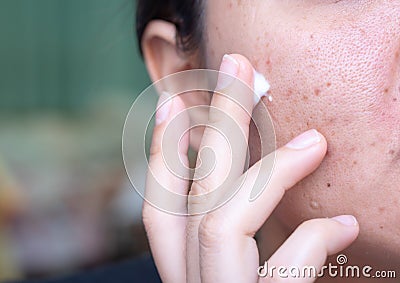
[202,0,400,268]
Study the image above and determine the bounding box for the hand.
[143,54,359,283]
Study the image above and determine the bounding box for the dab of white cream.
[253,70,272,105]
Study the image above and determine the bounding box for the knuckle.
[188,180,216,214]
[198,213,227,250]
[187,182,210,214]
[189,179,212,197]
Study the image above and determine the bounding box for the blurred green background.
[0,0,150,111]
[0,0,152,281]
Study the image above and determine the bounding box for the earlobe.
[141,20,195,83]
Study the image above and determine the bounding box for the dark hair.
[136,0,204,55]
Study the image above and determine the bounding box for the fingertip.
[285,129,326,151]
[316,130,328,154]
[226,54,254,83]
[151,93,190,157]
[155,91,173,126]
[326,216,360,255]
[155,93,187,127]
[331,215,358,227]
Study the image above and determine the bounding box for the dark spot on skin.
[370,142,376,147]
[302,95,309,101]
[353,160,358,165]
[389,149,400,164]
[326,82,332,87]
[384,88,389,94]
[310,34,314,39]
[228,2,233,8]
[379,207,385,213]
[380,225,384,229]
[314,88,321,96]
[286,89,293,97]
[327,183,331,188]
[396,51,399,59]
[393,98,398,102]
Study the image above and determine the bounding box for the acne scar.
[314,88,321,96]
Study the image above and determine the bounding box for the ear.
[141,20,209,151]
[141,20,196,81]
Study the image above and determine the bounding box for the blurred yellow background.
[0,0,151,281]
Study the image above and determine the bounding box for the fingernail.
[331,215,358,226]
[215,54,239,90]
[253,70,271,105]
[285,129,321,149]
[155,91,172,125]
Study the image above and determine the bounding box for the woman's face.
[203,0,400,262]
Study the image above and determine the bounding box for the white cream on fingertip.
[253,70,272,105]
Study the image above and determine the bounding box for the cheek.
[266,7,400,259]
[205,1,400,257]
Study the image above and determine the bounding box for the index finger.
[187,54,266,282]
